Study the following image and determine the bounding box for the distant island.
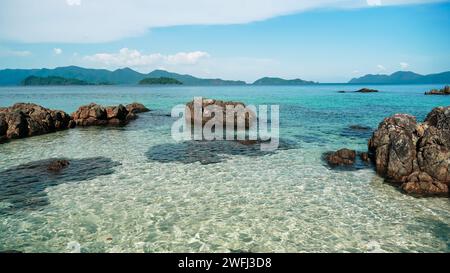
[139,77,182,85]
[2,66,449,86]
[252,77,317,85]
[0,66,246,86]
[425,85,450,95]
[21,76,92,86]
[349,71,450,84]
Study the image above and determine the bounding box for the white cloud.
[367,0,382,6]
[400,62,409,69]
[0,0,443,43]
[0,47,32,57]
[377,64,386,71]
[66,0,81,6]
[83,48,210,69]
[54,48,63,55]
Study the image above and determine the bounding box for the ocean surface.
[0,84,449,253]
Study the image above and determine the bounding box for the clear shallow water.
[0,85,449,253]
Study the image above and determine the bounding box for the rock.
[72,103,149,126]
[424,106,450,130]
[401,172,448,195]
[106,104,128,120]
[5,111,29,139]
[349,125,371,131]
[73,103,133,126]
[0,103,73,143]
[324,148,356,166]
[368,114,418,182]
[126,103,150,114]
[0,113,8,137]
[47,159,70,172]
[368,106,450,196]
[359,152,370,162]
[237,140,259,145]
[425,85,450,95]
[355,88,379,93]
[185,98,256,129]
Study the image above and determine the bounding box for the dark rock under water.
[146,138,299,165]
[0,157,121,212]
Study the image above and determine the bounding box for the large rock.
[185,98,256,129]
[0,103,72,142]
[72,103,148,126]
[368,106,450,196]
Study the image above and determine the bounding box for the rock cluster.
[71,102,150,126]
[1,102,149,143]
[0,103,73,142]
[368,106,450,196]
[185,98,256,129]
[425,85,449,95]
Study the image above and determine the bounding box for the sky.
[0,0,449,83]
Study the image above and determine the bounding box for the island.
[338,88,379,93]
[138,77,183,85]
[425,85,449,95]
[252,77,317,85]
[21,76,92,86]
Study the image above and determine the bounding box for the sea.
[0,84,449,252]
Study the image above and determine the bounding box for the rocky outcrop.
[355,88,379,93]
[0,103,73,142]
[324,149,356,166]
[425,85,449,95]
[185,98,256,129]
[368,106,450,196]
[338,88,379,93]
[71,103,149,126]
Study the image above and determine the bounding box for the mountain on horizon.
[349,71,450,84]
[0,66,246,86]
[252,77,317,85]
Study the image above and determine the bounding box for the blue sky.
[0,0,449,83]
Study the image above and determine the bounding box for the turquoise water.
[0,85,449,253]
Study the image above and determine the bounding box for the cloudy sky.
[0,0,449,82]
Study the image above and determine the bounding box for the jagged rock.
[368,106,450,196]
[324,148,356,166]
[72,102,149,126]
[0,103,73,143]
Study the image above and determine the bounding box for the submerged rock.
[368,106,450,196]
[47,159,70,172]
[0,157,120,211]
[0,103,72,143]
